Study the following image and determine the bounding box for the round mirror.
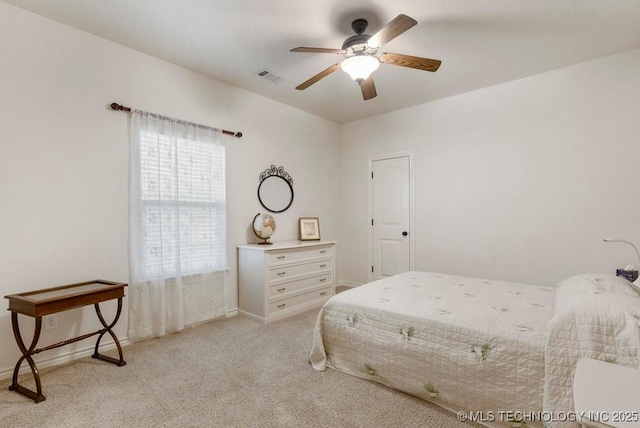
[257,165,294,213]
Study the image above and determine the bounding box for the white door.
[371,156,411,280]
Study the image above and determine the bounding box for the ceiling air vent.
[255,68,287,85]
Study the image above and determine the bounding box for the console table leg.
[9,313,46,403]
[92,297,126,366]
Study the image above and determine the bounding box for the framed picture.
[298,217,321,241]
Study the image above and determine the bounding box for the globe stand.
[252,213,276,245]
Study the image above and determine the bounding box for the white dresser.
[238,240,336,323]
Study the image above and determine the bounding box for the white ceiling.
[4,0,640,123]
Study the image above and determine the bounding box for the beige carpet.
[0,308,475,427]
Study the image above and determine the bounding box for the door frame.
[367,150,415,282]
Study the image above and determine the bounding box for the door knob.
[402,231,408,236]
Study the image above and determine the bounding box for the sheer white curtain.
[128,110,227,340]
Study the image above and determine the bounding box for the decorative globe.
[252,213,276,245]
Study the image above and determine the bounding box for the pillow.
[554,273,640,313]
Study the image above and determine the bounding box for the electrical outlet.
[44,315,57,330]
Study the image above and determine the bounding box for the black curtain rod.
[110,103,243,138]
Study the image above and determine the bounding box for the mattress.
[311,271,640,428]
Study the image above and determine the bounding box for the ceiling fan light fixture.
[341,55,379,82]
[291,14,439,99]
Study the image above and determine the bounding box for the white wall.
[339,48,640,286]
[0,2,339,377]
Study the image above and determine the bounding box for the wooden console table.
[4,280,128,403]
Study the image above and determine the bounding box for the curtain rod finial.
[110,103,131,112]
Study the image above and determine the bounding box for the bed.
[310,271,640,427]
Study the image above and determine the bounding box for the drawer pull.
[277,303,286,309]
[319,264,326,268]
[277,288,286,292]
[319,278,326,282]
[277,272,286,276]
[277,256,286,260]
[319,292,327,296]
[319,250,327,254]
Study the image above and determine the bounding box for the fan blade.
[367,14,417,48]
[360,76,377,100]
[290,47,346,54]
[379,52,441,72]
[295,63,341,90]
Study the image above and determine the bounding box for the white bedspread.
[543,274,640,426]
[310,272,640,427]
[311,271,556,426]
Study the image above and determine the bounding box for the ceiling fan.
[291,14,441,101]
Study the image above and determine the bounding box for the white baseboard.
[226,308,238,317]
[0,338,131,382]
[336,281,361,288]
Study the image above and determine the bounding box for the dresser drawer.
[269,286,332,314]
[267,245,333,266]
[268,273,332,298]
[268,259,332,283]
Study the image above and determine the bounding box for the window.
[136,119,226,280]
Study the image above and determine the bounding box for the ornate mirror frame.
[257,165,294,213]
